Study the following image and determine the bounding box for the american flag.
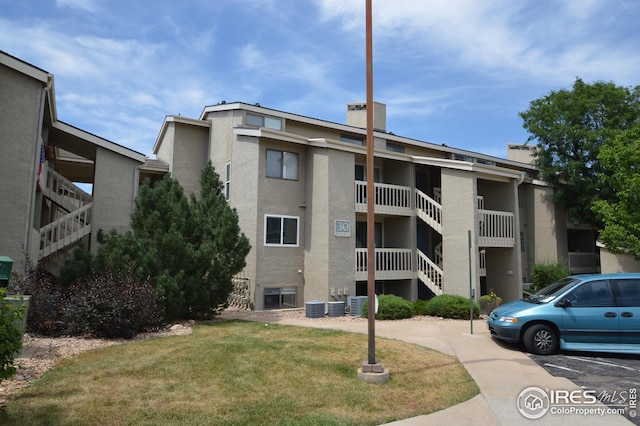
[37,143,45,184]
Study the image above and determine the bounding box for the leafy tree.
[519,78,640,226]
[98,162,250,321]
[592,126,640,259]
[0,288,26,380]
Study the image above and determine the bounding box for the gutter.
[26,80,50,272]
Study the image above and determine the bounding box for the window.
[341,134,364,146]
[613,279,640,307]
[264,287,297,309]
[567,280,612,307]
[354,164,381,182]
[386,142,405,153]
[265,215,299,246]
[246,113,283,131]
[225,162,230,200]
[266,149,298,180]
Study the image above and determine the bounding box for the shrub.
[531,262,570,292]
[9,267,65,336]
[413,299,430,315]
[426,294,480,319]
[0,287,27,380]
[361,294,415,320]
[63,269,163,339]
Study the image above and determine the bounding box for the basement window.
[264,287,297,309]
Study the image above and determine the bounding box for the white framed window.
[246,113,283,131]
[225,162,231,201]
[264,215,299,246]
[267,149,298,180]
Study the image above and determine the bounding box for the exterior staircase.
[39,168,93,258]
[415,189,444,295]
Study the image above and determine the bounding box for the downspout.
[26,82,50,273]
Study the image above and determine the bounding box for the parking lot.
[528,351,640,425]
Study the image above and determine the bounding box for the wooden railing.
[355,248,413,280]
[415,189,442,234]
[355,181,412,215]
[43,168,92,212]
[478,209,515,247]
[417,250,443,295]
[40,203,93,258]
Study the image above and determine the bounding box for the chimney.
[346,102,386,132]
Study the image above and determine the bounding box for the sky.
[2,0,640,159]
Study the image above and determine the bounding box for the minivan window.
[564,280,612,307]
[525,277,579,304]
[613,279,640,307]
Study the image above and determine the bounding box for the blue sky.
[2,0,639,159]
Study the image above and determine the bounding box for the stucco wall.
[441,168,478,297]
[532,185,565,263]
[0,64,44,266]
[252,140,307,309]
[171,123,209,197]
[600,248,640,273]
[91,147,139,253]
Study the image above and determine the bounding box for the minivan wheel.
[523,324,558,355]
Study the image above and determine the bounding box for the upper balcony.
[355,181,412,216]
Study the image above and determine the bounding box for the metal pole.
[468,230,474,334]
[365,0,376,365]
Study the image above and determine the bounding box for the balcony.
[355,248,413,280]
[568,252,600,274]
[355,181,412,216]
[478,209,515,247]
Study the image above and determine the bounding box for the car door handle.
[604,312,617,318]
[621,312,634,318]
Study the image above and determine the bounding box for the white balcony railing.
[355,181,412,215]
[415,189,442,234]
[355,248,413,280]
[568,252,600,274]
[417,250,443,295]
[40,203,93,258]
[478,209,515,247]
[43,168,93,212]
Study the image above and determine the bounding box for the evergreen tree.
[98,163,250,321]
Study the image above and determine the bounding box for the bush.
[425,294,480,319]
[413,299,429,315]
[0,288,27,380]
[9,267,65,336]
[531,262,570,292]
[361,294,415,320]
[63,269,163,339]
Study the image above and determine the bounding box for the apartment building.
[153,101,600,310]
[2,50,602,309]
[0,51,166,274]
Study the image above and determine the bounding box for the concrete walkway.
[221,310,633,425]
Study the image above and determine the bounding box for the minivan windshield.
[525,277,579,304]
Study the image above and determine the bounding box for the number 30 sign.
[335,220,351,237]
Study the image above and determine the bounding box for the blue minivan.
[488,273,640,355]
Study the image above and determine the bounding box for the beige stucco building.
[152,102,601,309]
[0,51,166,275]
[2,51,603,310]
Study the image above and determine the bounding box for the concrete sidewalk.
[222,310,633,425]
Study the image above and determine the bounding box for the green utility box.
[0,256,13,287]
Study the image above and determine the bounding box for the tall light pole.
[358,0,388,384]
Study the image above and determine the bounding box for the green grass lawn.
[2,320,478,425]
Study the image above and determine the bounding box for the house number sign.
[335,220,351,237]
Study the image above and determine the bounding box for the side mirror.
[555,298,572,308]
